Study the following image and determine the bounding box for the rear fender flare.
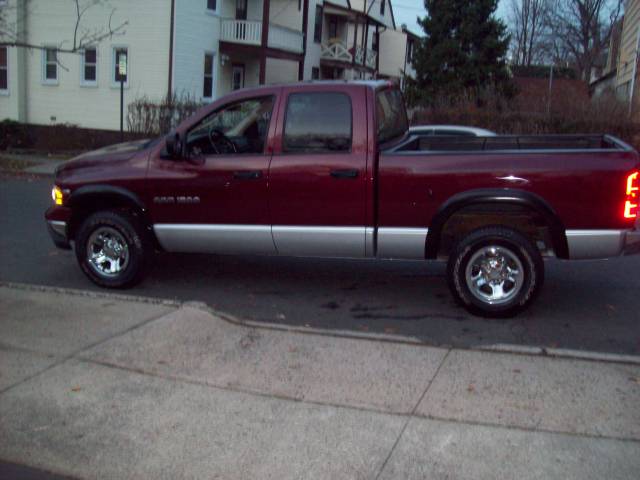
[425,189,569,259]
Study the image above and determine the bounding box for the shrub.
[0,119,31,150]
[127,92,205,137]
[409,88,640,149]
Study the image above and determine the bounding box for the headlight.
[52,186,64,206]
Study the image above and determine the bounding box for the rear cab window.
[376,87,409,145]
[283,92,352,153]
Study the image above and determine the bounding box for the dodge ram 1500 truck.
[45,81,640,317]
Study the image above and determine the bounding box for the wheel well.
[68,194,159,249]
[434,203,559,259]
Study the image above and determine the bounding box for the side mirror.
[165,131,183,159]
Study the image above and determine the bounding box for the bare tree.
[0,0,127,54]
[509,0,551,66]
[546,0,623,80]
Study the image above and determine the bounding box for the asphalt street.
[2,174,639,356]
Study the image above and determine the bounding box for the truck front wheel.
[74,210,150,289]
[447,226,544,318]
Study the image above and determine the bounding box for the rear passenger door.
[269,86,368,257]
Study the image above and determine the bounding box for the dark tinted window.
[376,88,408,143]
[314,5,323,42]
[207,0,216,10]
[283,92,352,153]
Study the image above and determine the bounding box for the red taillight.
[624,171,639,219]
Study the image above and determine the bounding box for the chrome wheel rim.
[465,245,524,305]
[86,227,130,278]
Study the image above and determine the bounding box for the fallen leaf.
[467,384,475,393]
[71,386,81,392]
[513,369,521,374]
[629,377,640,384]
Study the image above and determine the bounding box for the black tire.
[74,210,151,289]
[447,226,544,318]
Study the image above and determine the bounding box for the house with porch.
[1,0,415,132]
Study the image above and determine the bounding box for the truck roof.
[228,79,393,95]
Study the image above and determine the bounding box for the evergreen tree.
[409,0,512,105]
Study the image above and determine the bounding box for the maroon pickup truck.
[45,81,640,317]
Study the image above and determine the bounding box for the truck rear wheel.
[74,210,150,289]
[447,226,544,317]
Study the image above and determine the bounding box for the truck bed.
[397,134,631,153]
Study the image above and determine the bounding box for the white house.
[0,0,415,131]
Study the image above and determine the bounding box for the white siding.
[0,0,26,121]
[16,0,171,130]
[379,28,408,79]
[173,0,221,101]
[303,0,323,79]
[265,57,298,84]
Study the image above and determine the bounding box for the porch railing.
[320,41,353,63]
[221,19,303,54]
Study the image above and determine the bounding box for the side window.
[283,92,352,153]
[186,96,274,156]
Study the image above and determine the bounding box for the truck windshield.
[376,88,408,144]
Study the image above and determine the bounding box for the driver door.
[147,95,276,255]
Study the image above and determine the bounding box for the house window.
[407,40,414,63]
[380,0,385,16]
[311,67,320,80]
[0,47,7,92]
[328,17,337,39]
[298,0,301,11]
[283,92,352,153]
[372,32,378,52]
[81,47,97,85]
[207,0,216,11]
[314,5,323,43]
[232,64,244,90]
[113,47,128,84]
[43,48,58,84]
[203,53,214,99]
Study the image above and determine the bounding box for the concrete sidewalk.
[1,284,639,479]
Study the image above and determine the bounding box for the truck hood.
[55,139,155,175]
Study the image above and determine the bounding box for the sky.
[392,0,510,36]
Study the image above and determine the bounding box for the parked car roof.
[410,125,497,137]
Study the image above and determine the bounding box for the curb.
[3,281,640,366]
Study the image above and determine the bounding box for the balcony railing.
[355,46,377,69]
[320,41,353,63]
[220,19,303,54]
[221,19,262,46]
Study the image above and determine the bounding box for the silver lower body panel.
[154,224,276,255]
[272,226,366,258]
[565,229,639,259]
[376,227,429,259]
[152,224,430,260]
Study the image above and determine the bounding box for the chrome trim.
[153,224,276,255]
[565,230,626,259]
[48,220,67,237]
[376,227,428,259]
[272,226,366,257]
[365,227,375,257]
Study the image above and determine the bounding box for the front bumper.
[45,206,72,250]
[46,220,71,250]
